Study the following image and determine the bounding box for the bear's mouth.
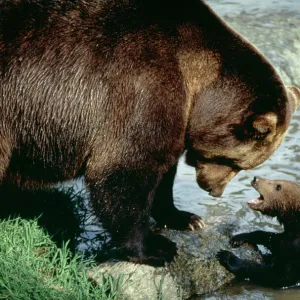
[248,194,264,210]
[248,179,264,210]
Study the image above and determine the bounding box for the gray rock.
[89,261,179,300]
[88,218,262,299]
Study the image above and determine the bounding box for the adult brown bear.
[0,0,299,265]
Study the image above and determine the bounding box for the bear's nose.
[251,176,261,184]
[252,176,261,185]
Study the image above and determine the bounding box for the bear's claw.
[155,209,205,231]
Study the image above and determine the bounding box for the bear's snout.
[251,176,263,187]
[196,164,238,197]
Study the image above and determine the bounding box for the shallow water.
[207,0,300,16]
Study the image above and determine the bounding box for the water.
[207,0,300,16]
[175,0,300,298]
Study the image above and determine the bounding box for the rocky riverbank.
[89,218,262,299]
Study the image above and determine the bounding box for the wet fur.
[218,179,300,288]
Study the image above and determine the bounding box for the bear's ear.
[247,113,277,140]
[287,86,300,108]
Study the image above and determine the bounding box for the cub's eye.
[276,184,282,191]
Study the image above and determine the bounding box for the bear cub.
[218,176,300,288]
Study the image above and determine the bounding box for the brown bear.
[0,0,299,265]
[218,177,300,288]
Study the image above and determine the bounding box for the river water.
[207,0,300,16]
[179,0,300,298]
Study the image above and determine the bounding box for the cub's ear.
[246,113,277,140]
[287,86,300,109]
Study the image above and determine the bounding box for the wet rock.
[88,260,179,300]
[88,218,262,299]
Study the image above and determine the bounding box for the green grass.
[0,185,113,260]
[0,217,123,300]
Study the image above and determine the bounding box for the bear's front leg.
[217,250,294,288]
[86,166,177,266]
[217,250,274,283]
[151,164,204,231]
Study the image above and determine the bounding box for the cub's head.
[249,177,300,224]
[186,83,300,198]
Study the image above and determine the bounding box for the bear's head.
[185,79,300,197]
[248,177,300,225]
[178,1,300,198]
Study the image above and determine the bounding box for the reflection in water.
[203,282,300,300]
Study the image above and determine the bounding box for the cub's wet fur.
[218,177,300,288]
[0,0,299,265]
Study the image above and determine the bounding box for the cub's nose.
[251,176,261,185]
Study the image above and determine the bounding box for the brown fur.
[249,177,300,229]
[218,177,300,288]
[0,0,299,265]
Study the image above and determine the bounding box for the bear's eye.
[276,184,282,191]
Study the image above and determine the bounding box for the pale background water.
[207,0,300,16]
